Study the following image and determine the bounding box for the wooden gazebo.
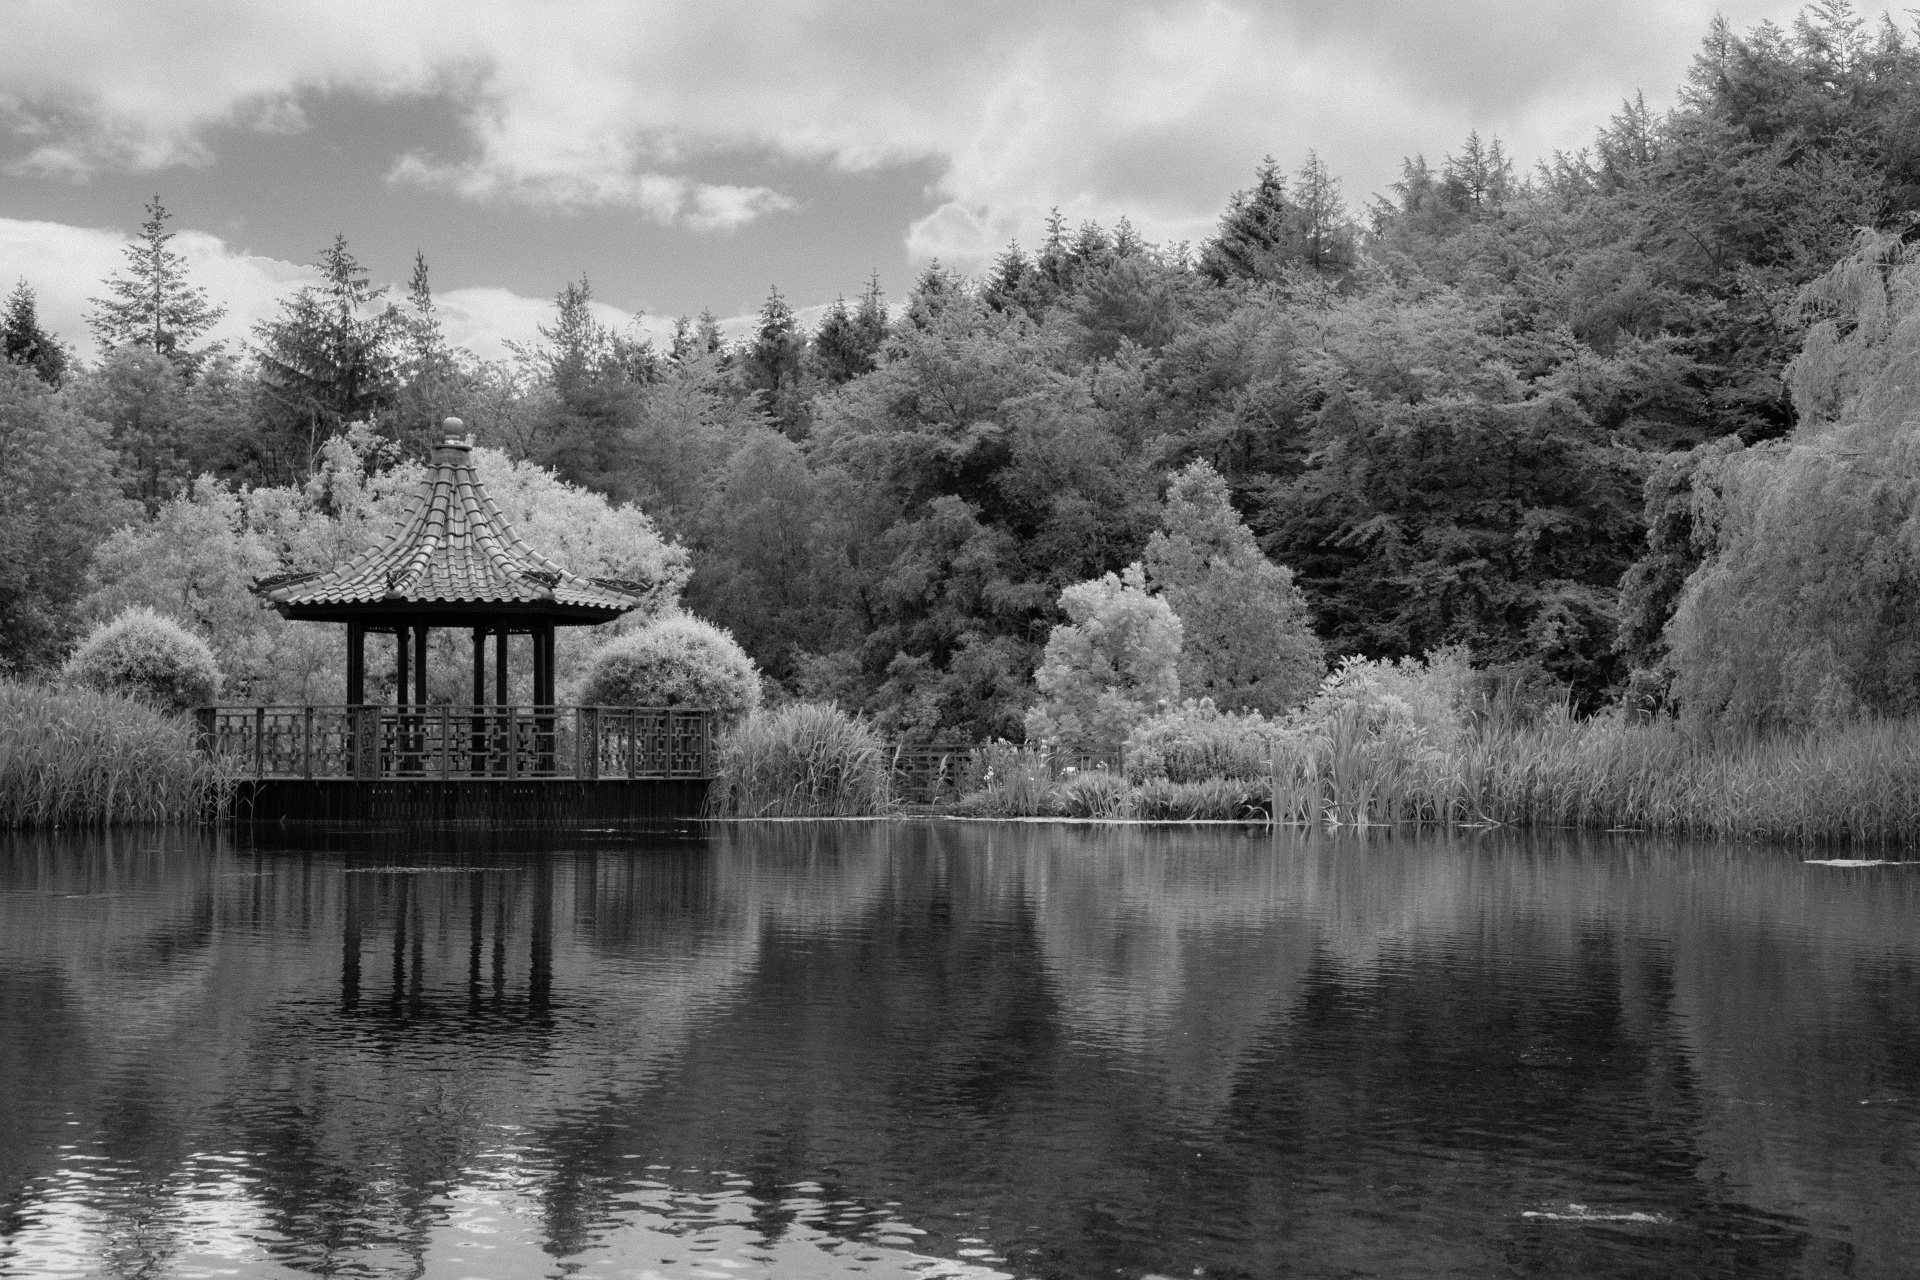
[255,424,647,707]
[198,420,715,825]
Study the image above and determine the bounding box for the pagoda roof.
[255,430,648,625]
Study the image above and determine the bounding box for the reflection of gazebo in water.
[201,420,715,824]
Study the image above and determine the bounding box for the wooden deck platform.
[231,777,712,826]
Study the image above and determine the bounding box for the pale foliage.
[1667,230,1920,727]
[84,426,689,704]
[1123,698,1285,783]
[1143,459,1322,713]
[1025,564,1182,752]
[576,613,762,725]
[64,606,222,712]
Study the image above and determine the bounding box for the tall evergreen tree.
[86,198,226,366]
[1199,156,1299,284]
[810,275,888,384]
[742,286,809,436]
[1,280,67,386]
[252,235,400,457]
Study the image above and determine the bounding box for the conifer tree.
[253,235,400,444]
[2,280,67,386]
[86,198,225,366]
[1199,156,1299,283]
[811,274,888,384]
[1145,459,1322,714]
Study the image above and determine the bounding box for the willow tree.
[1664,230,1920,727]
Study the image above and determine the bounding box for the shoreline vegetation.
[9,676,1919,847]
[0,682,225,829]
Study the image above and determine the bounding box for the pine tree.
[393,250,460,452]
[531,276,613,395]
[810,298,866,384]
[853,272,888,352]
[1442,131,1514,215]
[742,286,809,435]
[2,280,67,386]
[86,198,225,366]
[253,235,400,444]
[1198,156,1302,284]
[746,286,804,387]
[810,274,888,384]
[1292,151,1356,276]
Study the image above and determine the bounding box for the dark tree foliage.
[2,280,66,386]
[810,275,889,385]
[739,287,809,436]
[251,236,401,474]
[50,4,1920,732]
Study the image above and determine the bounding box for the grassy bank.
[949,713,1920,845]
[0,681,226,828]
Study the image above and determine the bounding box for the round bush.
[64,607,222,713]
[578,614,761,725]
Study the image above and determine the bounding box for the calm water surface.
[1,822,1916,1279]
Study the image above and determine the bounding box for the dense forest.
[8,3,1920,739]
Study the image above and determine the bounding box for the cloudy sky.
[0,0,1859,360]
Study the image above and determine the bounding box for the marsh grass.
[1271,709,1920,844]
[711,702,892,817]
[952,743,1064,817]
[0,681,225,828]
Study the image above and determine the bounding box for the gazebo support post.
[470,627,487,772]
[347,622,366,706]
[413,623,428,705]
[413,621,429,771]
[495,630,509,773]
[395,626,410,708]
[533,623,555,772]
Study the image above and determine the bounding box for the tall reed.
[1276,708,1920,844]
[710,701,892,817]
[0,681,225,828]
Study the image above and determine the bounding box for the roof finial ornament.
[443,416,465,443]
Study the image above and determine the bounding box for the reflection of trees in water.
[1,824,1917,1275]
[998,823,1316,1121]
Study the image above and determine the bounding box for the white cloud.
[1,0,1832,264]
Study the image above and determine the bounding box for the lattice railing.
[195,706,714,780]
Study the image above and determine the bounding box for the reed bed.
[1276,710,1920,844]
[710,701,892,817]
[0,680,226,827]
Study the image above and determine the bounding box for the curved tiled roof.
[256,430,647,624]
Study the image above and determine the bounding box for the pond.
[0,822,1915,1279]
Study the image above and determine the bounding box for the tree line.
[5,2,1917,734]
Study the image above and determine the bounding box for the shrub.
[1024,564,1182,754]
[712,702,890,817]
[1125,698,1286,783]
[1132,776,1266,820]
[63,607,221,712]
[0,680,225,827]
[578,614,761,726]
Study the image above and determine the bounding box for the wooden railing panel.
[197,706,715,781]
